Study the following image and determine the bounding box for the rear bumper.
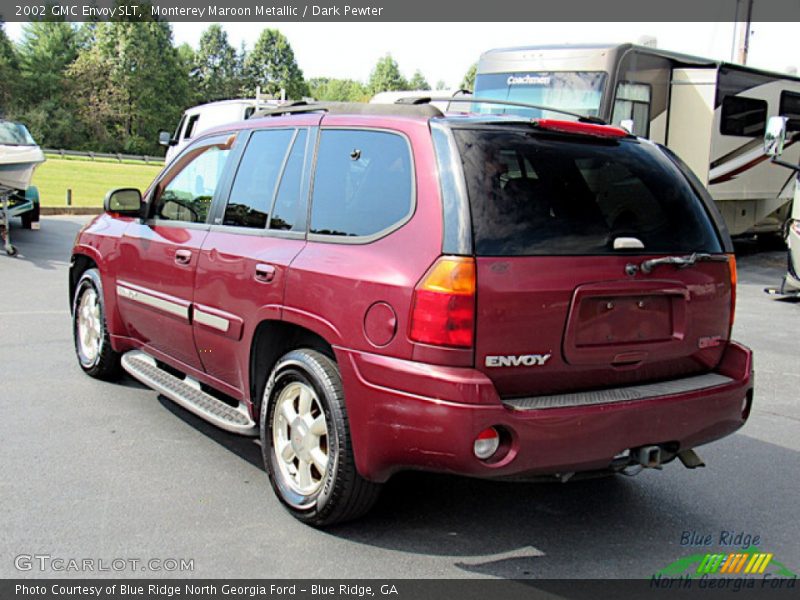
[336,342,753,482]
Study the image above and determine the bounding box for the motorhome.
[473,43,800,235]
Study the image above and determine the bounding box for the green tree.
[435,79,447,91]
[68,17,188,153]
[461,63,477,91]
[368,54,408,95]
[193,24,239,103]
[241,28,307,100]
[408,70,430,91]
[13,21,81,146]
[0,21,18,114]
[309,77,367,102]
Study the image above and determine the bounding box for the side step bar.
[121,350,258,436]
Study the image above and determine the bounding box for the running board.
[121,350,258,436]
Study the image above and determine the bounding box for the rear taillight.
[728,254,737,330]
[409,256,476,348]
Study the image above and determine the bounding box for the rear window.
[452,128,722,256]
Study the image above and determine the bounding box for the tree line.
[0,13,476,155]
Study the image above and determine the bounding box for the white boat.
[0,120,45,191]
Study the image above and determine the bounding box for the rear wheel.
[261,348,381,526]
[72,268,120,380]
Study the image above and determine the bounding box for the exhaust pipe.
[677,448,706,469]
[634,445,663,469]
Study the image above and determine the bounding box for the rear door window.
[452,127,722,256]
[223,129,294,229]
[310,130,413,238]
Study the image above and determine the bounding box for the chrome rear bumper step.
[504,373,734,411]
[121,350,258,436]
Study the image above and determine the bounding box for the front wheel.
[72,268,121,380]
[261,349,381,526]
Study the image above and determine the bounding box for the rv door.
[666,68,717,185]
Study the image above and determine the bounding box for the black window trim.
[720,94,768,137]
[306,126,417,245]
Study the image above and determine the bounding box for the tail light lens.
[409,256,476,348]
[728,254,737,330]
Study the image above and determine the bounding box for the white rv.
[474,43,800,235]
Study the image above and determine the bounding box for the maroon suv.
[70,102,753,526]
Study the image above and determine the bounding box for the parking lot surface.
[1,217,798,579]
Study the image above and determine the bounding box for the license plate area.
[563,280,689,366]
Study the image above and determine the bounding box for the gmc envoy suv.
[70,101,754,526]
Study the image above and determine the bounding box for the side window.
[270,129,308,231]
[184,114,200,140]
[721,96,767,136]
[223,129,294,229]
[155,145,230,224]
[780,91,800,132]
[310,130,413,237]
[173,115,186,141]
[612,82,651,137]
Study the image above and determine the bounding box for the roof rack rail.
[252,101,443,119]
[394,95,607,124]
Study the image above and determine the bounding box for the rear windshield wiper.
[640,253,728,274]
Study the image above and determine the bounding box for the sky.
[5,21,799,88]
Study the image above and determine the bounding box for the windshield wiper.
[640,253,728,274]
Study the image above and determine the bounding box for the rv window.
[779,91,800,132]
[611,82,651,137]
[184,115,200,140]
[173,115,186,141]
[223,129,295,229]
[720,96,767,137]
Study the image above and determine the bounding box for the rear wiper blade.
[640,253,728,274]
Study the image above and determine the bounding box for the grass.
[31,157,163,207]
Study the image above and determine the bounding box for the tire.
[261,348,381,526]
[72,268,121,380]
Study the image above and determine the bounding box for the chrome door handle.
[174,249,192,266]
[255,263,276,283]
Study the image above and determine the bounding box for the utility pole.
[732,0,754,65]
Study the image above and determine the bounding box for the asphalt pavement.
[1,217,798,579]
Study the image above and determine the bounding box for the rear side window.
[720,96,767,137]
[224,129,294,228]
[310,130,413,237]
[452,128,722,256]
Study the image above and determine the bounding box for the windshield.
[0,121,37,146]
[473,72,607,119]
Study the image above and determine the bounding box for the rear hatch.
[450,123,733,398]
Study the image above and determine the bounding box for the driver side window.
[155,145,231,223]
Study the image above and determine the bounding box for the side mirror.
[765,116,788,157]
[104,188,143,216]
[158,130,176,147]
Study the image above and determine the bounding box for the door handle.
[174,249,192,266]
[255,263,276,283]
